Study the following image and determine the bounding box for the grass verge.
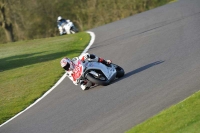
[125,90,200,133]
[0,32,90,124]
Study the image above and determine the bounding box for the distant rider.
[57,16,70,35]
[60,53,112,90]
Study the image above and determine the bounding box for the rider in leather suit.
[60,53,112,90]
[57,16,70,35]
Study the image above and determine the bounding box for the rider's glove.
[80,53,90,61]
[106,60,112,64]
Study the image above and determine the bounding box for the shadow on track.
[113,60,165,83]
[85,60,164,90]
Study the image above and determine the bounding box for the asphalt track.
[1,0,200,133]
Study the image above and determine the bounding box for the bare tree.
[0,0,14,42]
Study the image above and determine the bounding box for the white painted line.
[0,31,95,128]
[80,31,95,57]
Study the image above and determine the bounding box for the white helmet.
[57,16,62,21]
[60,57,74,71]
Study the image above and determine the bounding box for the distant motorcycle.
[71,57,125,90]
[61,20,78,34]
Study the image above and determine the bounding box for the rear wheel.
[113,64,125,78]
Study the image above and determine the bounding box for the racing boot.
[80,80,91,90]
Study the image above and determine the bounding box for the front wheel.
[86,73,109,86]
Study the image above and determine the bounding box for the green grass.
[125,90,200,133]
[0,32,90,124]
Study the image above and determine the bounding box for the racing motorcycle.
[61,20,78,34]
[71,57,125,90]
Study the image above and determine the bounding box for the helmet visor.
[63,62,70,71]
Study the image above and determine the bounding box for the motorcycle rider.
[57,16,70,35]
[60,53,112,90]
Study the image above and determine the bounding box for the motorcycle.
[61,20,78,34]
[71,57,125,90]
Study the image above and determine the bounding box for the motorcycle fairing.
[84,61,116,80]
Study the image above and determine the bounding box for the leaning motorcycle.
[71,57,125,90]
[62,20,78,34]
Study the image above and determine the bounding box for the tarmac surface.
[1,0,200,132]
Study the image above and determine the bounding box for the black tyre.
[86,73,109,86]
[113,64,125,78]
